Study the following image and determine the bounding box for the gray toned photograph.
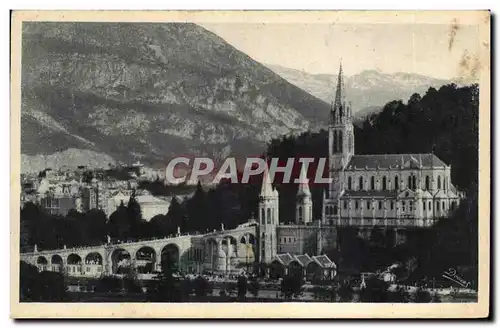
[17,16,482,307]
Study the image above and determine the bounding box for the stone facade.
[322,64,463,229]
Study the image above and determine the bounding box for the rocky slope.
[267,64,451,119]
[21,22,330,172]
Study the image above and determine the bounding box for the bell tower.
[258,166,279,264]
[324,62,355,223]
[329,62,355,172]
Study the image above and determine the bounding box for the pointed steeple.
[260,162,274,198]
[334,61,346,113]
[297,162,311,197]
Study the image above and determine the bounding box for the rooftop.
[345,153,447,170]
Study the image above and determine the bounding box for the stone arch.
[247,233,256,245]
[160,243,180,272]
[206,238,219,271]
[51,254,63,264]
[425,175,430,190]
[50,255,63,272]
[67,253,82,265]
[37,256,48,265]
[110,248,131,275]
[84,252,103,276]
[135,246,156,274]
[221,236,237,258]
[395,176,399,190]
[85,252,103,265]
[437,176,442,189]
[66,253,83,275]
[36,255,48,272]
[240,236,246,244]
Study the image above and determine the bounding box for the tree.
[237,275,248,300]
[248,277,260,298]
[107,201,130,241]
[336,279,353,302]
[224,282,237,298]
[280,275,304,301]
[20,261,67,302]
[410,287,432,303]
[359,277,390,303]
[151,248,182,302]
[193,276,213,297]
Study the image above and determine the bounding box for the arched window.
[408,176,412,190]
[423,201,426,210]
[371,176,375,190]
[412,176,416,190]
[339,133,343,153]
[378,201,382,210]
[437,176,441,189]
[298,206,303,221]
[436,202,440,210]
[343,201,347,209]
[348,176,352,190]
[332,131,337,153]
[395,176,399,190]
[382,176,387,191]
[267,208,271,224]
[261,208,265,224]
[333,206,338,215]
[355,201,359,210]
[359,176,364,190]
[325,206,330,215]
[425,176,430,190]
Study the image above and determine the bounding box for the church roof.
[274,253,295,266]
[341,190,397,198]
[345,154,447,170]
[312,255,336,269]
[294,254,312,266]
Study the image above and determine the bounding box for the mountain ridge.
[266,63,452,118]
[21,22,331,173]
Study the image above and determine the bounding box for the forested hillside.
[22,83,480,284]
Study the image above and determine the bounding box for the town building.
[323,64,463,232]
[257,63,464,270]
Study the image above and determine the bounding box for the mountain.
[21,22,331,173]
[267,64,451,119]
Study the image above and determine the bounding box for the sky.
[201,23,480,79]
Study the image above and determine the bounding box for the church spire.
[260,162,274,198]
[334,61,345,112]
[297,162,311,197]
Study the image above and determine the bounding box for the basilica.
[257,64,464,266]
